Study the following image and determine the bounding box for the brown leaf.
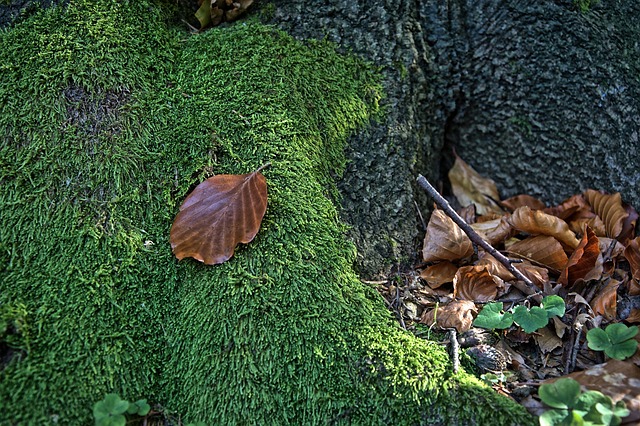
[448,155,502,215]
[534,326,562,354]
[506,235,569,272]
[470,215,514,246]
[591,279,620,320]
[422,209,474,262]
[619,203,639,245]
[584,189,629,240]
[501,194,546,212]
[508,206,580,250]
[544,194,590,221]
[624,237,640,284]
[565,360,640,424]
[420,262,459,289]
[419,300,477,333]
[569,216,606,238]
[477,255,549,289]
[559,226,601,287]
[453,264,506,302]
[170,168,268,265]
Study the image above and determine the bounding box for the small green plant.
[93,393,150,426]
[538,378,629,426]
[586,323,639,360]
[473,295,565,334]
[574,0,599,13]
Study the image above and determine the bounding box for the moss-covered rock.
[0,1,534,424]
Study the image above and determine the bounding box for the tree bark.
[269,0,640,278]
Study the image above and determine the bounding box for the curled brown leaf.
[420,262,459,289]
[559,226,601,287]
[448,155,502,215]
[508,206,580,250]
[423,209,474,262]
[501,194,546,212]
[420,300,477,333]
[506,235,569,272]
[584,189,629,240]
[453,264,506,302]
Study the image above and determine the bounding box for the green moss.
[0,1,534,424]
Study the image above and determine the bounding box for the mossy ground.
[0,1,534,424]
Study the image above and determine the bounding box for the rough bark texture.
[269,0,640,279]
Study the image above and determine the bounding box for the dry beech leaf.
[423,209,473,262]
[544,194,590,221]
[470,215,514,246]
[477,255,549,289]
[506,235,569,272]
[420,262,459,289]
[508,206,580,250]
[624,237,640,283]
[559,226,601,287]
[501,194,546,212]
[419,299,477,333]
[453,264,506,302]
[591,279,620,320]
[569,216,606,238]
[584,189,629,240]
[619,203,639,245]
[534,326,563,354]
[170,168,268,265]
[448,154,502,215]
[565,359,640,424]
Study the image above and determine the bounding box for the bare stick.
[416,175,541,300]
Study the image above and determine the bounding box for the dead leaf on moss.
[448,154,502,215]
[584,189,629,240]
[509,206,580,250]
[422,209,473,262]
[559,226,601,287]
[170,167,268,265]
[419,299,477,333]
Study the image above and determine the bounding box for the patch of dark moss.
[0,1,534,424]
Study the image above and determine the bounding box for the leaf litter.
[376,156,640,423]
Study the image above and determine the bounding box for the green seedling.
[93,394,129,426]
[586,323,639,360]
[539,378,629,426]
[94,394,152,426]
[473,295,566,334]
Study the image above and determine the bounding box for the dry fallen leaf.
[501,194,546,212]
[448,154,502,215]
[565,359,640,424]
[420,262,459,289]
[477,255,549,289]
[453,264,506,302]
[506,235,569,272]
[584,189,629,240]
[422,209,474,262]
[559,226,601,287]
[170,168,268,265]
[419,299,477,333]
[624,237,640,284]
[591,279,620,320]
[470,215,514,246]
[508,206,580,250]
[544,193,590,221]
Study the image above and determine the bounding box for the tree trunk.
[269,0,640,278]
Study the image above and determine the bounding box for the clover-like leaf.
[513,305,548,333]
[538,409,582,426]
[542,295,566,319]
[539,378,582,409]
[93,394,129,426]
[127,399,150,416]
[587,324,639,360]
[472,302,514,330]
[170,166,269,265]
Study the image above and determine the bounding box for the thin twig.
[416,175,542,301]
[449,328,460,374]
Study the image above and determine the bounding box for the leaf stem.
[416,174,542,301]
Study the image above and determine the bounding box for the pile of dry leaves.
[376,155,640,422]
